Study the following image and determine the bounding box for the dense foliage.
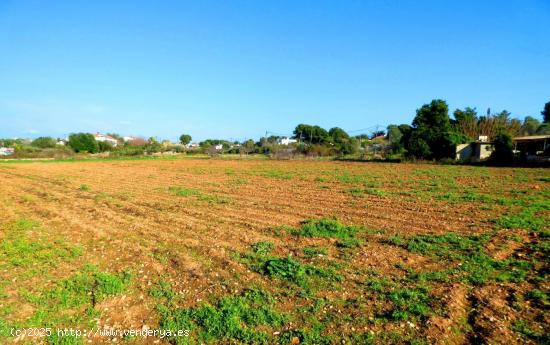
[404,100,456,160]
[179,134,192,145]
[542,101,550,124]
[31,137,57,149]
[1,100,548,164]
[68,133,99,153]
[491,131,514,164]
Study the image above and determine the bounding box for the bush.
[68,133,99,153]
[97,141,113,152]
[490,131,514,164]
[111,145,145,156]
[12,146,74,159]
[31,137,57,149]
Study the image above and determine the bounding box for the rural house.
[0,147,15,156]
[279,137,298,145]
[456,136,493,161]
[513,135,550,161]
[94,133,119,147]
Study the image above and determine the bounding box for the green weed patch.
[168,186,230,204]
[387,232,539,285]
[290,218,362,241]
[154,284,285,344]
[302,246,328,258]
[365,278,434,321]
[1,218,83,269]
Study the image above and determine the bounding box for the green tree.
[491,131,514,164]
[537,123,550,135]
[179,134,192,145]
[339,137,360,155]
[31,137,57,148]
[146,137,162,152]
[542,101,550,123]
[386,125,403,153]
[68,133,99,153]
[293,124,329,144]
[405,100,455,159]
[453,107,478,139]
[521,116,541,136]
[328,127,349,144]
[453,107,477,124]
[240,139,256,154]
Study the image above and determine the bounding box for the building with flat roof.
[513,135,550,161]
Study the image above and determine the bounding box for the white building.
[94,133,118,147]
[279,137,298,145]
[214,144,223,150]
[0,147,15,156]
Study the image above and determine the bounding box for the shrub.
[68,133,99,153]
[97,141,113,152]
[490,131,514,164]
[31,137,57,149]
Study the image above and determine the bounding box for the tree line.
[2,100,548,161]
[386,100,550,161]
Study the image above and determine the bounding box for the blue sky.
[1,0,549,142]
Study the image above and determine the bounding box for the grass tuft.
[291,218,362,240]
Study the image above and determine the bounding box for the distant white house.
[186,143,200,149]
[94,133,118,147]
[214,144,224,150]
[0,147,15,156]
[123,136,137,142]
[279,137,297,145]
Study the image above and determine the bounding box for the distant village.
[1,129,549,164]
[2,100,550,164]
[0,131,303,159]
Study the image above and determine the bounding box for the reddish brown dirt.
[0,159,547,344]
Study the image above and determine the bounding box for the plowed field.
[0,159,548,344]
